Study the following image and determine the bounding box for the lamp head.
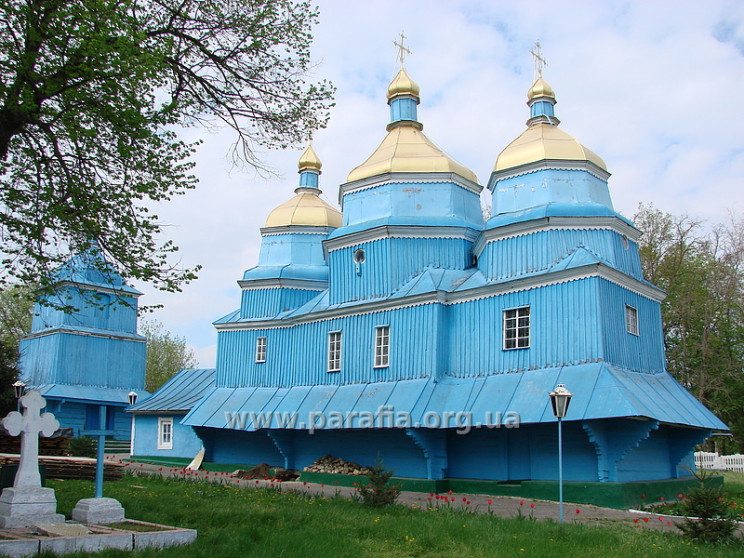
[549,384,572,419]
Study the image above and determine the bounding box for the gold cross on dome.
[394,31,412,69]
[530,40,547,80]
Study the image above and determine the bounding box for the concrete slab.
[133,527,197,550]
[0,520,197,556]
[38,532,132,555]
[71,498,125,525]
[0,538,38,558]
[0,487,64,529]
[33,523,90,537]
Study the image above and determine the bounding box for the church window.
[353,248,366,264]
[374,325,390,368]
[255,337,267,363]
[625,305,639,336]
[503,307,530,349]
[158,417,173,450]
[328,331,342,372]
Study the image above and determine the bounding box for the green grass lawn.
[46,475,744,558]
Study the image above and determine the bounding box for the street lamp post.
[549,383,573,524]
[127,391,138,456]
[12,380,26,412]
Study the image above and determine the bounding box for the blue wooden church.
[172,63,726,486]
[18,244,146,440]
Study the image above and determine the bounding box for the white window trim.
[255,336,267,363]
[328,330,342,372]
[503,306,530,350]
[374,325,390,368]
[157,417,173,450]
[625,304,639,336]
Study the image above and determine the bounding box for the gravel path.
[116,458,692,534]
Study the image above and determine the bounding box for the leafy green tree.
[0,0,334,300]
[635,204,744,450]
[0,283,34,349]
[0,340,21,417]
[141,319,197,392]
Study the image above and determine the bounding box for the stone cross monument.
[0,390,65,528]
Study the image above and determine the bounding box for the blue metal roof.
[242,264,329,282]
[486,202,634,229]
[182,364,727,431]
[327,216,483,241]
[34,384,149,406]
[128,369,216,414]
[53,245,142,296]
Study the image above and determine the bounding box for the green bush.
[66,436,97,458]
[677,469,738,544]
[357,459,400,508]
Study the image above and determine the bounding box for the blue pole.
[95,405,106,498]
[558,416,564,524]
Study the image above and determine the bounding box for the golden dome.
[494,122,607,172]
[298,144,322,172]
[387,68,420,100]
[347,125,478,183]
[265,191,342,228]
[527,77,556,102]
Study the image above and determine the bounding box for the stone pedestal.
[0,487,65,528]
[72,497,125,525]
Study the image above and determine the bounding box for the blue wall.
[31,288,138,333]
[341,181,482,229]
[203,420,696,483]
[328,237,475,304]
[257,231,330,267]
[217,304,442,388]
[132,414,204,458]
[491,169,612,216]
[478,227,643,281]
[20,332,146,389]
[240,288,321,319]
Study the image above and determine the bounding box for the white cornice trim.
[339,172,482,205]
[238,278,328,291]
[324,225,481,252]
[473,216,640,257]
[259,225,336,237]
[215,263,664,331]
[52,281,142,299]
[488,159,611,185]
[22,327,146,343]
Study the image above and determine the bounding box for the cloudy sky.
[136,0,744,368]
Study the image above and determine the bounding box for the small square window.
[255,337,267,363]
[328,331,342,372]
[158,417,173,450]
[625,305,639,336]
[503,307,530,350]
[374,325,390,368]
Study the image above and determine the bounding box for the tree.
[0,340,21,417]
[141,319,197,392]
[634,204,744,450]
[0,0,334,300]
[0,283,34,349]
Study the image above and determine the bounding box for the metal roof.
[127,369,216,414]
[34,384,148,406]
[182,363,727,431]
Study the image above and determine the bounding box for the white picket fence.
[694,451,744,472]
